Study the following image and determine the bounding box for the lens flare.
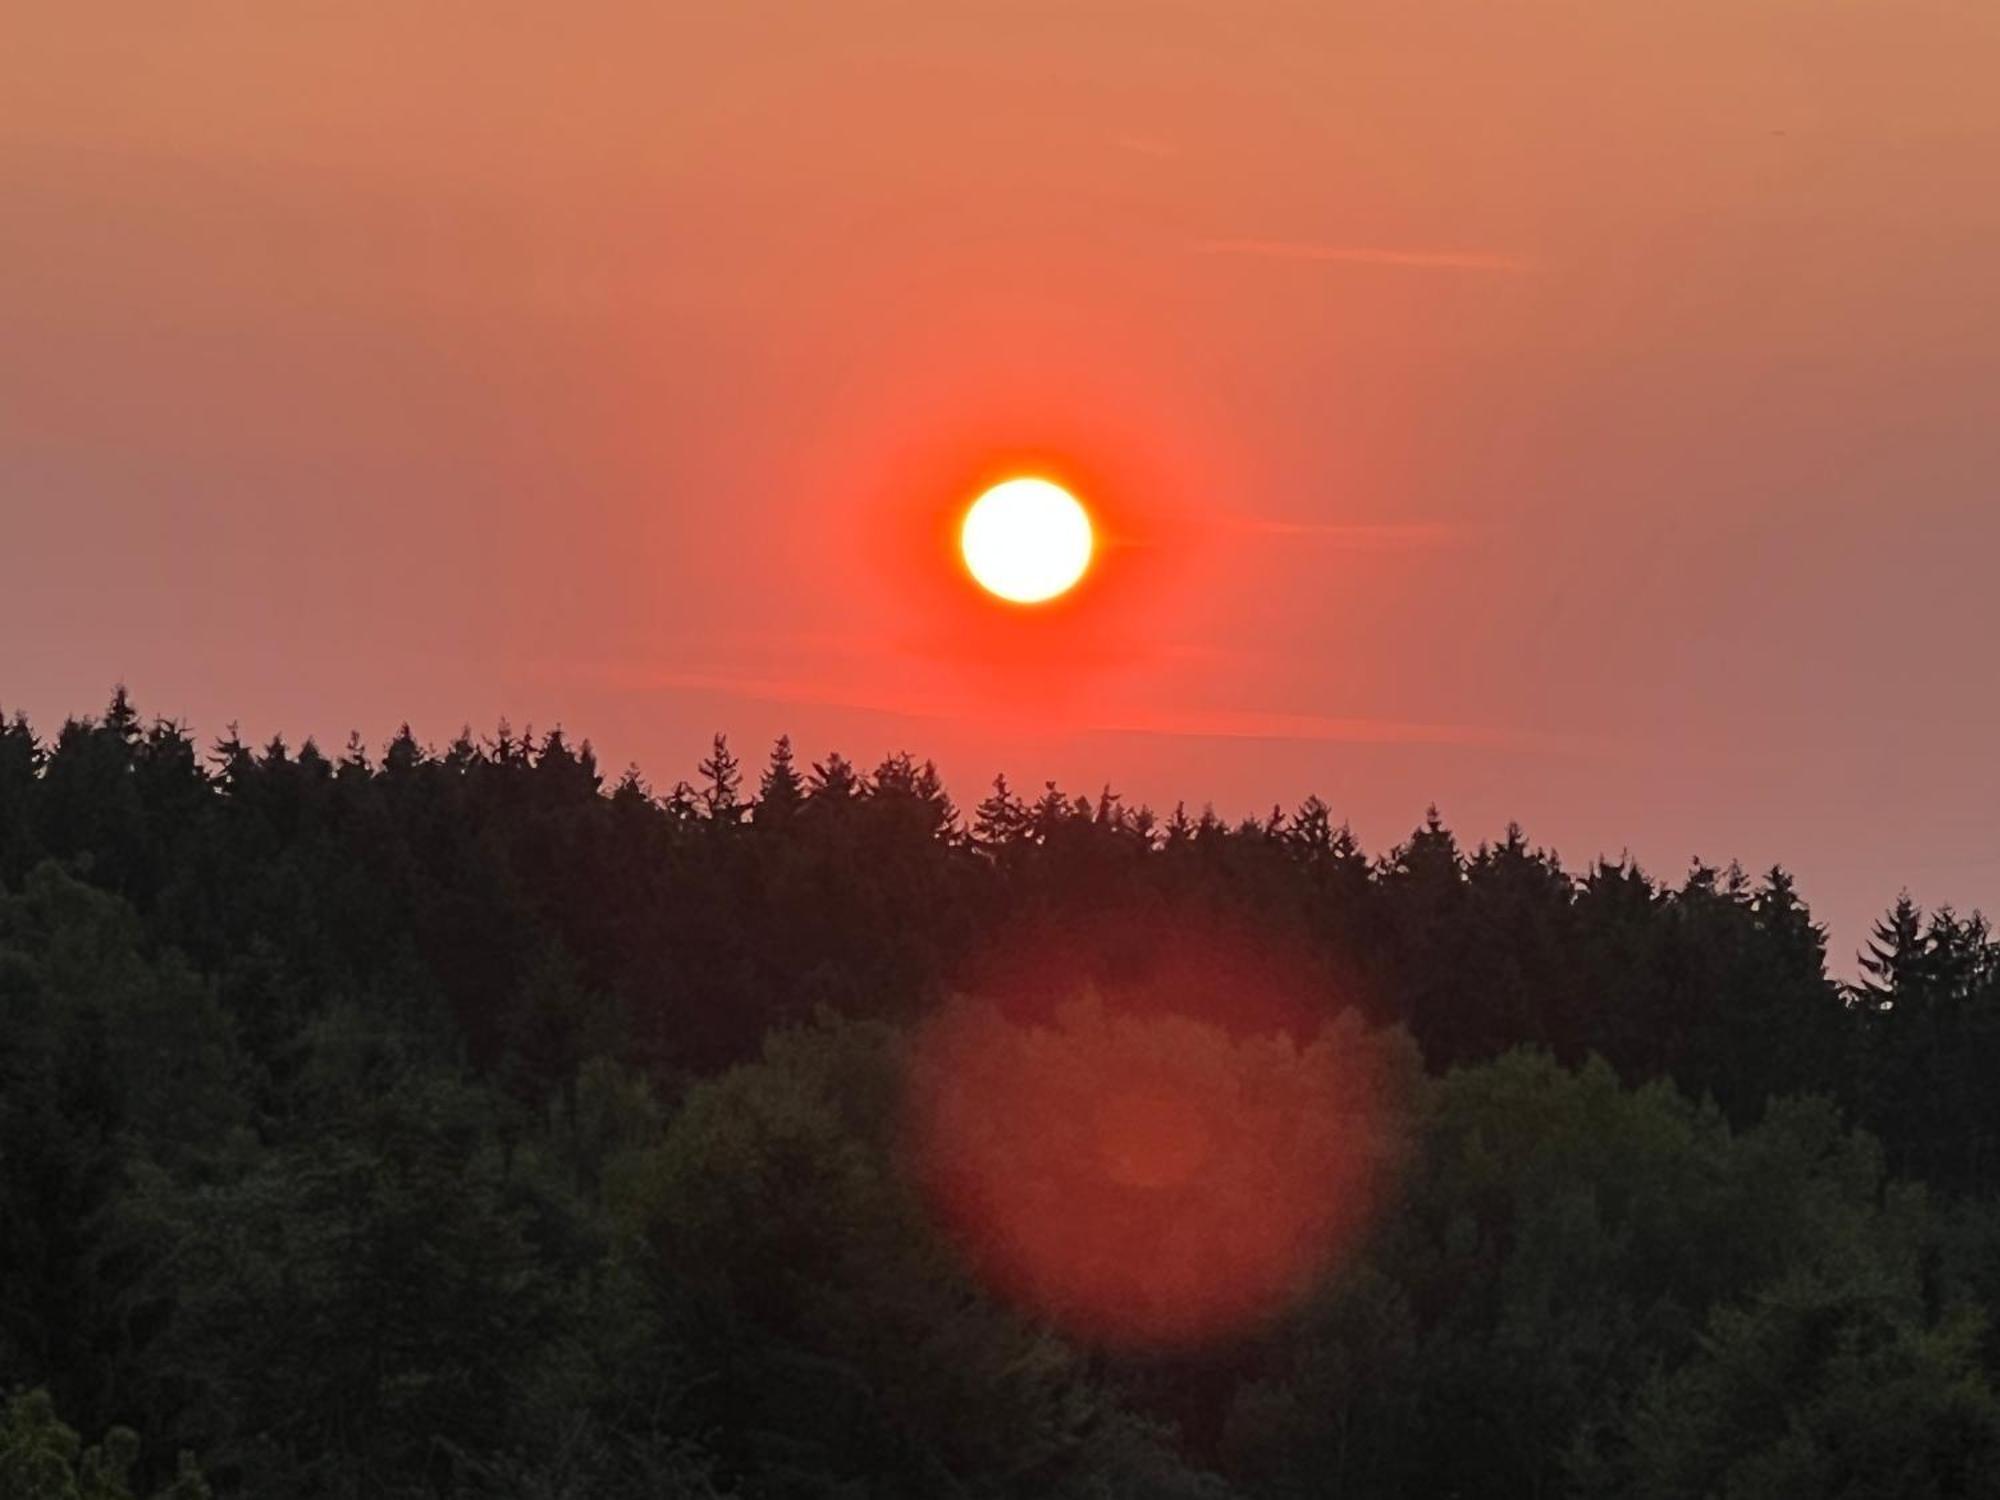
[906,916,1403,1349]
[960,478,1094,603]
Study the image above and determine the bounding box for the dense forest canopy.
[4,690,1999,1497]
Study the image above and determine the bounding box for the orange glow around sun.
[960,477,1095,603]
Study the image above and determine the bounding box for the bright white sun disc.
[960,479,1094,603]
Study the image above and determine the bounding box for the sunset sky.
[7,2,1998,967]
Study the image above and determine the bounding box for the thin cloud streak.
[1109,132,1178,158]
[1194,238,1536,272]
[586,664,1610,759]
[1089,707,1609,757]
[583,666,963,725]
[1219,519,1489,549]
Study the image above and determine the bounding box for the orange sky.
[6,2,1999,967]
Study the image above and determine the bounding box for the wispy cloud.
[1089,707,1607,757]
[1193,238,1535,273]
[1109,132,1179,159]
[578,663,1608,759]
[1218,519,1489,550]
[572,665,963,725]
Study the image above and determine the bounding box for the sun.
[960,478,1095,604]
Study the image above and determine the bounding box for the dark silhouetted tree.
[695,733,742,825]
[753,735,804,826]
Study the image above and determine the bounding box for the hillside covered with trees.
[5,690,1999,1498]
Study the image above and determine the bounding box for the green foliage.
[132,1074,566,1496]
[5,690,2000,1496]
[613,1018,1229,1498]
[0,1387,207,1500]
[0,867,239,1433]
[1217,1053,1974,1499]
[0,1389,89,1500]
[1582,1277,2000,1499]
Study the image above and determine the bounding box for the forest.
[5,688,2000,1498]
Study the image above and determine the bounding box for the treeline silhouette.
[4,690,1999,1497]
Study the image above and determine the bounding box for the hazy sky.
[6,2,1998,967]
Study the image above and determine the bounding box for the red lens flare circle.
[905,916,1402,1349]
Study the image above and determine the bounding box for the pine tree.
[102,684,140,749]
[488,718,531,769]
[534,727,601,805]
[337,730,370,778]
[806,751,859,803]
[1093,785,1125,830]
[1289,795,1337,857]
[443,726,479,775]
[38,692,151,893]
[910,758,956,837]
[611,764,653,812]
[382,723,424,778]
[663,778,701,821]
[1030,781,1071,842]
[0,709,42,880]
[868,753,956,840]
[971,774,1028,850]
[1859,894,1927,1006]
[697,733,744,823]
[755,736,805,826]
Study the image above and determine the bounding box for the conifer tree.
[1860,893,1928,1004]
[755,735,805,825]
[972,774,1028,849]
[696,733,744,823]
[806,750,859,803]
[611,764,653,811]
[1030,780,1071,842]
[0,709,42,880]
